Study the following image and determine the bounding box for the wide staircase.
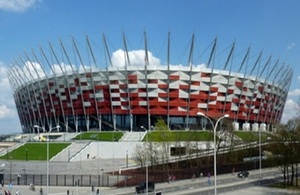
[119,131,146,142]
[55,132,79,141]
[51,141,91,162]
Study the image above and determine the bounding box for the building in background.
[7,33,292,133]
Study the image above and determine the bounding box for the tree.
[146,141,160,172]
[133,119,172,173]
[152,119,173,172]
[271,117,300,187]
[285,117,300,187]
[133,144,147,168]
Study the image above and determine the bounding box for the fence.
[1,173,126,187]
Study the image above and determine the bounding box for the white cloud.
[0,0,40,12]
[288,89,300,97]
[281,98,299,123]
[0,62,20,134]
[281,87,300,123]
[286,42,296,50]
[24,61,46,78]
[111,49,161,67]
[0,105,14,119]
[52,63,75,74]
[0,64,13,105]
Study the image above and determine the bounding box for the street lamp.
[141,126,148,195]
[259,124,262,178]
[25,148,28,161]
[101,168,104,186]
[126,150,128,168]
[197,112,229,195]
[34,125,60,195]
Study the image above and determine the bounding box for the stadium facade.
[7,33,293,133]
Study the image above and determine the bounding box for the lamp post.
[259,125,262,178]
[101,168,104,186]
[9,156,12,184]
[197,112,229,195]
[25,148,28,161]
[141,126,148,195]
[34,125,60,195]
[126,150,128,168]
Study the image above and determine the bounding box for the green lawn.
[143,130,275,142]
[144,131,214,142]
[0,142,70,161]
[73,131,124,141]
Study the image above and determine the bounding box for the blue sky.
[0,0,299,134]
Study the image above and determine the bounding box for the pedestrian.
[167,174,171,183]
[192,173,196,181]
[29,183,35,191]
[172,174,176,181]
[39,187,43,195]
[7,190,11,195]
[208,178,211,186]
[200,172,203,178]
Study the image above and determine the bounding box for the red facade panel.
[119,84,127,89]
[201,73,211,77]
[151,110,168,115]
[129,93,139,98]
[208,96,217,101]
[232,98,240,103]
[210,87,218,92]
[130,101,141,106]
[169,92,179,98]
[120,93,128,98]
[131,108,147,114]
[179,85,189,90]
[169,75,180,80]
[158,84,168,89]
[235,81,243,87]
[128,75,137,80]
[227,89,234,94]
[191,81,200,86]
[158,93,168,98]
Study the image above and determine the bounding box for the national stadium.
[7,33,293,133]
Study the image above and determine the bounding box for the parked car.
[135,182,155,194]
[237,171,249,178]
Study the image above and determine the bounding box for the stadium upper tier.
[7,33,292,133]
